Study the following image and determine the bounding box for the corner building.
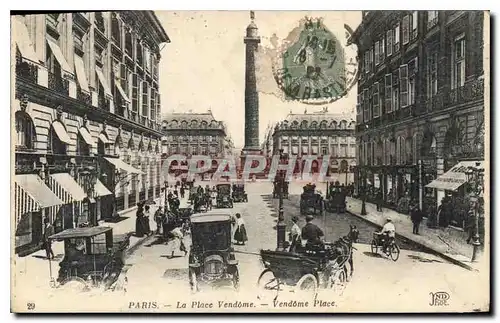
[350,11,484,226]
[12,11,169,255]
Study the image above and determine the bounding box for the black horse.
[334,225,359,281]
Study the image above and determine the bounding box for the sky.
[156,11,362,148]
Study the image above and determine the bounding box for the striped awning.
[426,160,484,191]
[99,133,112,145]
[104,157,144,174]
[14,174,64,223]
[94,179,112,197]
[47,173,87,203]
[12,18,38,63]
[52,121,72,144]
[79,127,95,146]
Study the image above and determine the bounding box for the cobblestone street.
[66,181,487,313]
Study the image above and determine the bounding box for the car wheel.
[233,268,240,291]
[189,269,199,293]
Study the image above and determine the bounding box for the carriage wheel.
[232,268,240,291]
[331,268,347,295]
[389,244,400,262]
[257,269,281,300]
[370,240,378,254]
[295,274,318,297]
[189,269,199,293]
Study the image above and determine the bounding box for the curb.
[125,233,157,257]
[345,209,476,272]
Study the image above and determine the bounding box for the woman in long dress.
[233,213,248,245]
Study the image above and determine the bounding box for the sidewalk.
[346,197,483,271]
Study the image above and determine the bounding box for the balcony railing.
[98,95,110,111]
[425,78,484,113]
[15,58,38,84]
[77,85,92,105]
[48,72,69,95]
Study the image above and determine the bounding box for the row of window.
[110,13,159,77]
[279,135,355,143]
[359,137,418,166]
[362,11,441,74]
[279,120,355,130]
[169,146,220,155]
[280,145,356,157]
[34,15,161,126]
[358,33,466,124]
[164,135,220,142]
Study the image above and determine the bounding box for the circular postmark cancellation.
[272,17,359,105]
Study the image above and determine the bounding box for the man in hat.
[301,214,324,250]
[410,204,423,235]
[376,218,396,253]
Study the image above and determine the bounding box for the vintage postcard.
[10,10,490,313]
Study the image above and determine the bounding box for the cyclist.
[375,218,396,253]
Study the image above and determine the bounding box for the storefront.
[14,174,64,255]
[425,160,484,229]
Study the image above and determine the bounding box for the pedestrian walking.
[410,204,423,234]
[376,189,383,212]
[154,206,164,235]
[42,218,55,260]
[289,216,301,252]
[233,213,248,245]
[180,185,185,199]
[144,205,153,236]
[135,203,145,237]
[169,226,187,258]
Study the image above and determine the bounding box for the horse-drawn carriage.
[257,228,358,300]
[47,226,130,291]
[232,184,248,203]
[299,184,324,215]
[216,184,234,208]
[325,182,347,213]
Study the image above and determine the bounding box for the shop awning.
[52,121,72,144]
[96,68,112,97]
[94,179,112,197]
[79,127,95,146]
[99,133,112,144]
[115,82,130,103]
[104,157,144,174]
[14,174,64,210]
[48,173,87,202]
[425,160,485,191]
[74,54,89,92]
[46,39,72,72]
[12,18,39,63]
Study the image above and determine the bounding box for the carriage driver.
[301,214,325,250]
[375,218,396,253]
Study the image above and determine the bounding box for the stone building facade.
[271,111,357,183]
[161,111,230,178]
[12,11,169,255]
[350,11,484,225]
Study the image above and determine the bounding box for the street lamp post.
[360,168,367,215]
[465,162,484,262]
[276,149,286,251]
